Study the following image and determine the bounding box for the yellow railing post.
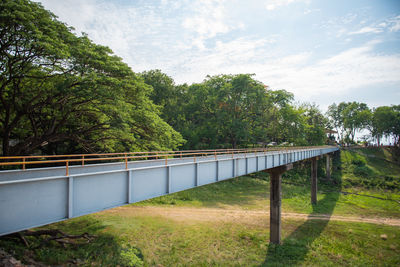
[125,153,128,169]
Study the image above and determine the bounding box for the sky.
[36,0,400,111]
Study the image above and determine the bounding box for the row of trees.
[1,1,397,156]
[327,102,400,145]
[141,70,327,149]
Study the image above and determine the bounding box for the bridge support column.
[265,164,293,244]
[326,154,331,180]
[311,157,318,205]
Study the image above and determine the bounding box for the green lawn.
[2,211,398,266]
[136,174,400,218]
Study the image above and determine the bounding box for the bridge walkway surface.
[0,146,338,240]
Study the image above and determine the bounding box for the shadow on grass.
[139,174,270,208]
[0,216,143,266]
[262,151,342,266]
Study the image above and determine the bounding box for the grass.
[1,147,400,266]
[341,148,400,190]
[135,175,400,218]
[1,212,398,266]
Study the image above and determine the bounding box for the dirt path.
[104,206,400,227]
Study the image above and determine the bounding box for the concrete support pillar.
[326,154,331,180]
[311,157,318,204]
[265,164,292,245]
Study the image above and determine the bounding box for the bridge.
[0,146,338,244]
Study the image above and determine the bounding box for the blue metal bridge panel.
[132,167,167,203]
[198,162,217,185]
[73,171,128,217]
[219,160,233,180]
[0,178,68,235]
[171,164,196,193]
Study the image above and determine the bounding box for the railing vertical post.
[125,153,128,169]
[66,161,69,176]
[82,155,85,166]
[22,158,25,170]
[214,150,217,160]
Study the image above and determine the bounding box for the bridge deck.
[0,146,338,236]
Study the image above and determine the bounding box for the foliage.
[342,102,371,142]
[120,244,144,267]
[143,72,328,149]
[1,1,396,156]
[371,105,400,145]
[327,102,399,145]
[0,0,183,155]
[341,148,400,190]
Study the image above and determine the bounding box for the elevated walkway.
[0,146,338,236]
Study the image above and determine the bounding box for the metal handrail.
[0,146,334,175]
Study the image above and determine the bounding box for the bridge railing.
[0,146,331,175]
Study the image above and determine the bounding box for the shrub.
[351,157,366,166]
[353,165,373,177]
[120,244,144,267]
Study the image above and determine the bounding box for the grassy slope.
[1,148,400,266]
[137,147,400,218]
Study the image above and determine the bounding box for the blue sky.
[37,0,400,110]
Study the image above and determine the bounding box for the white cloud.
[348,14,400,35]
[265,0,310,11]
[388,15,400,32]
[258,41,400,100]
[181,0,240,50]
[303,8,320,15]
[171,39,400,106]
[38,0,193,72]
[349,26,383,35]
[35,1,400,108]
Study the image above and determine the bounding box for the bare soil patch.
[103,206,400,226]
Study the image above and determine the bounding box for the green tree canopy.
[0,0,183,155]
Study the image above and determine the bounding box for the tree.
[327,102,350,143]
[0,0,183,155]
[298,104,327,145]
[371,106,400,145]
[342,102,370,143]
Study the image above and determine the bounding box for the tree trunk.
[2,131,10,156]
